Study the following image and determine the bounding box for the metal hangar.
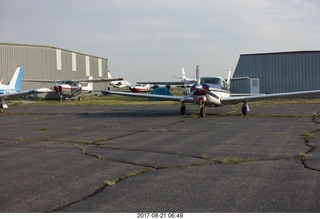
[0,43,109,91]
[231,51,320,94]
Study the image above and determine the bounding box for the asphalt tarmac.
[0,102,320,212]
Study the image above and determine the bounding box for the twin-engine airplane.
[104,65,320,117]
[0,67,51,113]
[23,76,123,101]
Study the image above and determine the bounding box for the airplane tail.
[107,71,112,79]
[227,69,232,89]
[88,76,93,92]
[181,68,186,80]
[8,67,22,91]
[196,65,200,85]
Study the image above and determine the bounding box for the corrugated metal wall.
[0,43,108,90]
[232,51,320,94]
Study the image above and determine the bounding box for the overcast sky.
[1,0,320,83]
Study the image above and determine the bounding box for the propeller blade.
[180,90,195,102]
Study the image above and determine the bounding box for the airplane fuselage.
[190,76,231,107]
[53,81,91,100]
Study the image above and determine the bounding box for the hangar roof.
[241,50,320,56]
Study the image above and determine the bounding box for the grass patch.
[301,131,314,144]
[218,157,255,165]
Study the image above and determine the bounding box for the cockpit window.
[200,77,221,85]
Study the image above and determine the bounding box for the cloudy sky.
[1,0,320,83]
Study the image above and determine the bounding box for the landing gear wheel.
[242,105,248,115]
[78,97,82,101]
[180,105,186,115]
[200,107,206,117]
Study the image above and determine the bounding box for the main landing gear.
[180,104,186,115]
[241,103,249,115]
[180,102,207,117]
[180,102,249,117]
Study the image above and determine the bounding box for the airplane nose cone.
[195,84,203,91]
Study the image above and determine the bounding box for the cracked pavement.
[0,103,320,212]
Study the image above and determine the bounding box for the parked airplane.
[103,65,320,117]
[108,71,131,88]
[129,83,151,93]
[23,76,123,101]
[137,67,196,94]
[0,66,51,112]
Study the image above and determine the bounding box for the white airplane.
[108,71,131,88]
[137,67,196,94]
[103,65,320,117]
[129,83,151,93]
[23,76,123,101]
[0,66,51,113]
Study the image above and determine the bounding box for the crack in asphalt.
[41,113,320,212]
[298,114,320,172]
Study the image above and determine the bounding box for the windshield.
[200,77,221,85]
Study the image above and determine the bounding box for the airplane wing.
[0,88,52,99]
[137,81,185,85]
[71,78,124,83]
[22,79,65,83]
[102,90,194,102]
[221,90,320,105]
[22,78,124,83]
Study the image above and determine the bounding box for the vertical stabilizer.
[181,68,186,80]
[107,71,112,79]
[227,69,232,89]
[196,65,200,85]
[8,67,22,91]
[87,76,93,92]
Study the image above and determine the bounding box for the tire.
[180,105,186,115]
[200,107,206,117]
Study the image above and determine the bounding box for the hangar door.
[250,78,260,94]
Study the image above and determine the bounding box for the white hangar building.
[231,51,320,95]
[0,43,109,91]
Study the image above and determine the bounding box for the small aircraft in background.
[107,71,131,88]
[23,76,123,101]
[137,67,196,95]
[103,65,320,117]
[0,66,51,113]
[129,83,151,93]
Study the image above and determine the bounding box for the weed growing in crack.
[80,146,88,154]
[297,152,311,159]
[16,136,24,141]
[104,167,154,186]
[191,114,199,118]
[301,131,314,144]
[73,126,84,131]
[147,127,155,132]
[201,152,209,160]
[96,155,105,160]
[217,157,255,165]
[105,123,120,128]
